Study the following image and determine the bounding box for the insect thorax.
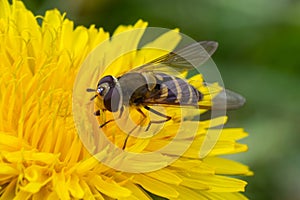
[118,72,151,106]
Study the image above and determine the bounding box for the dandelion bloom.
[0,0,252,199]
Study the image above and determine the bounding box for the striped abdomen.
[145,73,203,106]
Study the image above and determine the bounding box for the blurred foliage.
[19,0,300,199]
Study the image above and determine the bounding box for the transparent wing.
[125,40,245,110]
[143,89,245,110]
[142,81,245,110]
[212,89,246,110]
[129,41,218,74]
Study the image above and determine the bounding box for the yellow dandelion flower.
[0,0,252,199]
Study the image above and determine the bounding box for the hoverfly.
[87,41,245,148]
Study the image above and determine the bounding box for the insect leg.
[122,108,148,149]
[143,105,171,131]
[99,106,124,128]
[122,106,171,149]
[100,119,114,128]
[94,110,101,116]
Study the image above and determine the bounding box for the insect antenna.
[86,88,97,92]
[88,94,97,101]
[86,88,97,101]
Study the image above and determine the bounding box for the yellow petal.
[188,173,247,192]
[63,136,82,163]
[134,28,181,67]
[113,19,147,35]
[179,175,210,190]
[209,142,248,156]
[67,175,84,199]
[121,182,152,200]
[0,179,16,200]
[75,151,107,174]
[133,174,179,198]
[20,182,45,193]
[80,180,98,200]
[13,190,31,200]
[146,168,182,185]
[42,9,65,32]
[200,191,249,200]
[89,175,131,198]
[0,0,11,18]
[203,157,252,175]
[219,128,248,140]
[0,164,18,178]
[32,187,52,200]
[172,186,207,200]
[52,171,70,200]
[171,159,214,175]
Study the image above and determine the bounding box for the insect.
[87,41,245,148]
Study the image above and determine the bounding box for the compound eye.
[97,83,109,96]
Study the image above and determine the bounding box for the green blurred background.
[19,0,300,199]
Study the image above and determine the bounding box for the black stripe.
[176,78,189,103]
[154,73,203,105]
